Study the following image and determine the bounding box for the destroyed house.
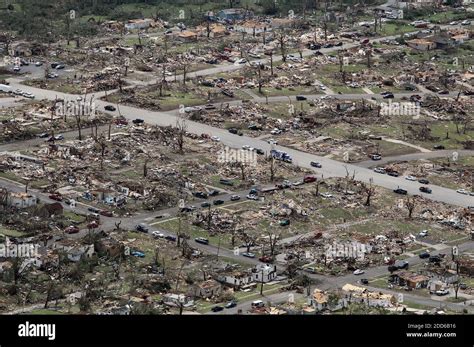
[389,271,429,289]
[457,257,474,276]
[4,192,37,209]
[218,270,253,288]
[421,268,459,285]
[96,237,124,258]
[216,8,252,21]
[189,279,222,299]
[342,284,396,307]
[406,39,436,51]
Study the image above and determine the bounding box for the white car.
[211,136,220,142]
[152,231,165,238]
[246,194,259,200]
[320,192,333,198]
[270,129,282,135]
[242,145,251,150]
[267,139,278,145]
[456,189,468,195]
[353,269,365,275]
[405,175,417,181]
[419,230,428,237]
[461,20,471,26]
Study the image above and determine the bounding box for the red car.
[259,256,273,263]
[49,194,63,201]
[303,176,317,183]
[87,221,99,229]
[99,210,113,217]
[64,226,79,234]
[114,118,128,126]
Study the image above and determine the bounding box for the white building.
[252,264,277,283]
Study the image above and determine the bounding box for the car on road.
[230,195,241,201]
[210,136,220,142]
[456,189,469,195]
[371,154,382,160]
[211,306,224,312]
[201,202,211,208]
[267,139,278,145]
[405,175,417,181]
[246,194,258,200]
[320,192,333,198]
[461,20,471,26]
[23,92,35,99]
[374,167,386,174]
[195,237,209,245]
[165,235,177,242]
[242,145,251,150]
[209,190,219,196]
[242,252,256,258]
[395,261,409,270]
[433,144,445,150]
[225,300,237,309]
[429,255,441,263]
[296,95,307,101]
[228,128,239,134]
[64,226,80,234]
[419,252,430,259]
[104,105,116,111]
[353,269,365,275]
[13,66,20,72]
[310,161,322,168]
[255,148,264,155]
[418,178,429,184]
[35,61,43,66]
[135,224,149,233]
[99,210,113,217]
[393,188,407,195]
[387,171,400,177]
[360,279,369,285]
[419,186,432,194]
[382,93,394,99]
[251,300,265,308]
[47,134,64,142]
[88,207,100,213]
[213,199,224,206]
[37,133,50,138]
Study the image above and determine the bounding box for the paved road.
[355,149,474,168]
[5,81,472,208]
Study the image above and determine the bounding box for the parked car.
[296,95,307,101]
[49,194,62,201]
[246,194,258,200]
[303,176,317,183]
[371,154,382,160]
[456,189,469,195]
[213,199,224,205]
[230,195,241,201]
[104,105,116,111]
[201,202,211,208]
[429,256,441,263]
[395,261,409,270]
[211,306,224,312]
[374,167,386,174]
[87,221,99,229]
[37,132,50,138]
[360,279,369,285]
[88,207,100,213]
[405,175,417,181]
[251,300,265,308]
[388,171,400,177]
[418,179,429,184]
[64,226,79,234]
[195,237,209,245]
[219,178,234,186]
[419,186,432,194]
[419,252,430,259]
[393,188,408,195]
[433,144,445,150]
[259,255,273,263]
[132,118,144,125]
[131,250,145,258]
[99,210,113,217]
[242,252,255,258]
[435,289,449,296]
[310,161,322,168]
[209,190,219,196]
[135,224,149,233]
[228,128,239,134]
[353,269,365,275]
[418,230,428,237]
[225,300,237,309]
[165,235,177,242]
[152,231,165,238]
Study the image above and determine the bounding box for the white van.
[251,300,265,308]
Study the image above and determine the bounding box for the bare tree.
[175,119,187,154]
[405,197,416,219]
